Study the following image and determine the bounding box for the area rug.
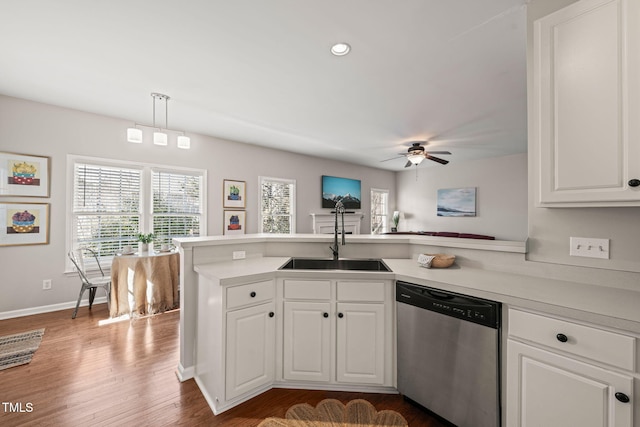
[0,328,45,371]
[258,398,408,427]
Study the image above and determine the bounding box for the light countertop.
[194,256,640,333]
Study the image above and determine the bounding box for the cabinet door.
[283,301,331,382]
[226,301,275,401]
[507,339,633,427]
[336,302,385,385]
[535,0,640,206]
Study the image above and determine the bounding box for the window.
[259,176,296,234]
[68,156,205,269]
[371,188,389,234]
[152,170,203,247]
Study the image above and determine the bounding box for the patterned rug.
[0,328,45,371]
[258,398,408,427]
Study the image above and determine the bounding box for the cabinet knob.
[338,313,344,318]
[556,333,568,343]
[269,311,275,318]
[615,392,630,403]
[250,291,256,298]
[323,312,329,318]
[629,179,640,187]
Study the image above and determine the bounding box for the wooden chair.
[68,248,111,319]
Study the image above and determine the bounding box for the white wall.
[526,0,640,273]
[395,153,528,241]
[0,95,396,314]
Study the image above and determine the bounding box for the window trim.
[258,175,296,234]
[66,154,207,271]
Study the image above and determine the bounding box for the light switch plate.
[232,251,246,260]
[569,237,610,259]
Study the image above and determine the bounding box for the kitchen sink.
[279,257,392,272]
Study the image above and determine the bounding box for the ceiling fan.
[382,142,451,167]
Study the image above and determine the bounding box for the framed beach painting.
[0,202,50,246]
[0,152,51,197]
[223,210,246,236]
[437,187,476,217]
[223,179,246,209]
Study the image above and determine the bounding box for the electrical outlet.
[42,279,52,290]
[569,237,610,259]
[232,251,246,260]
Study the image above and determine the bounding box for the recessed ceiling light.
[331,42,351,56]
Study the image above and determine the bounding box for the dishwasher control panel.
[396,281,500,328]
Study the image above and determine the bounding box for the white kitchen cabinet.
[336,302,385,384]
[533,0,640,206]
[195,277,276,414]
[506,309,635,427]
[280,278,392,387]
[283,301,331,382]
[226,300,276,400]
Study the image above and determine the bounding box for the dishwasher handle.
[426,289,455,300]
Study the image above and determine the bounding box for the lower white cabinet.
[281,278,391,387]
[226,301,276,400]
[283,301,331,382]
[336,302,385,384]
[506,309,635,427]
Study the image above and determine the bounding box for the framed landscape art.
[0,152,51,197]
[437,187,477,217]
[0,202,50,246]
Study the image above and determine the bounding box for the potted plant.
[137,233,155,253]
[391,211,400,232]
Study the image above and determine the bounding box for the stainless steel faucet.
[329,200,346,260]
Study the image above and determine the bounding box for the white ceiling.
[0,0,528,171]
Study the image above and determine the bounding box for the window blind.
[152,170,203,245]
[72,163,141,259]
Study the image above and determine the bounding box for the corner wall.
[0,95,396,314]
[526,0,640,273]
[395,153,528,241]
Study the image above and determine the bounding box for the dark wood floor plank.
[0,305,447,426]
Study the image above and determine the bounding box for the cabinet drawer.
[337,281,385,302]
[509,309,635,370]
[283,280,331,300]
[226,280,274,310]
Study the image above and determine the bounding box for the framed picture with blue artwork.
[223,210,246,235]
[223,179,246,209]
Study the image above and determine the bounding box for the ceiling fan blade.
[404,160,412,168]
[425,151,451,155]
[380,155,404,162]
[426,155,449,165]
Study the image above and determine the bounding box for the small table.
[110,251,180,317]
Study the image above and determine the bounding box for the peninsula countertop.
[193,256,640,333]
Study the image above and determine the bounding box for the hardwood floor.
[0,305,449,426]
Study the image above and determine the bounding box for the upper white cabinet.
[534,0,640,206]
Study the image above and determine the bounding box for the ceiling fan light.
[407,154,424,165]
[177,135,191,149]
[127,128,142,143]
[153,131,168,146]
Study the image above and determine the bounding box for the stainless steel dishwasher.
[396,281,501,427]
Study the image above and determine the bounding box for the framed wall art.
[0,202,50,246]
[0,152,51,197]
[223,210,246,236]
[437,187,477,217]
[223,179,246,209]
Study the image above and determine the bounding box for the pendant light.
[127,93,191,149]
